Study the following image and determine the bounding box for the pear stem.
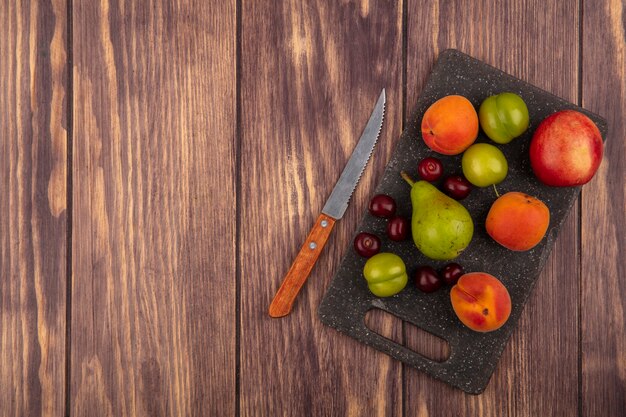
[400,171,415,187]
[492,184,500,198]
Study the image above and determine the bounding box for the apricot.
[450,272,512,332]
[486,192,550,251]
[421,95,479,155]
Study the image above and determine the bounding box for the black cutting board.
[318,49,608,395]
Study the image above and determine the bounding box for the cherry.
[441,262,464,285]
[386,216,409,241]
[442,175,472,200]
[418,157,444,182]
[369,194,397,218]
[415,266,442,293]
[353,232,381,258]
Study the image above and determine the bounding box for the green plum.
[363,253,408,297]
[462,143,508,187]
[479,92,529,144]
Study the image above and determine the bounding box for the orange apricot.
[486,192,550,251]
[421,95,479,155]
[450,272,512,332]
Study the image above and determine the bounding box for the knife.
[269,89,386,317]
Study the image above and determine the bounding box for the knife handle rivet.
[320,220,329,228]
[309,242,317,250]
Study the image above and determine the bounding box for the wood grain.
[581,0,626,415]
[0,1,68,416]
[240,0,403,415]
[70,1,236,415]
[405,0,581,415]
[2,0,623,414]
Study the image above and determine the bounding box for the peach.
[530,110,603,186]
[486,192,550,251]
[450,272,512,332]
[421,95,479,155]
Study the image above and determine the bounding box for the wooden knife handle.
[269,213,336,317]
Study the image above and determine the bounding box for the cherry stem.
[492,184,500,198]
[400,171,415,187]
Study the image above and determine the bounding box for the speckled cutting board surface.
[318,49,608,394]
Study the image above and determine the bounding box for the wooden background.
[1,0,624,416]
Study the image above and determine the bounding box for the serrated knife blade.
[269,89,386,318]
[322,89,386,219]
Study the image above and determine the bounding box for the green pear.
[402,172,474,260]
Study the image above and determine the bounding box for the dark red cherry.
[442,175,472,200]
[386,216,409,241]
[418,157,444,182]
[369,194,397,218]
[415,266,442,293]
[441,262,464,285]
[354,232,381,258]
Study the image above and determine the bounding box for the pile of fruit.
[356,93,604,333]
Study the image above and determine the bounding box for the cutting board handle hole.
[365,308,450,363]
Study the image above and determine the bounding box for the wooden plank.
[70,1,236,415]
[0,1,68,416]
[404,1,581,414]
[581,0,626,415]
[240,1,403,415]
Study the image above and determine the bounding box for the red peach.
[529,110,603,186]
[450,272,512,332]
